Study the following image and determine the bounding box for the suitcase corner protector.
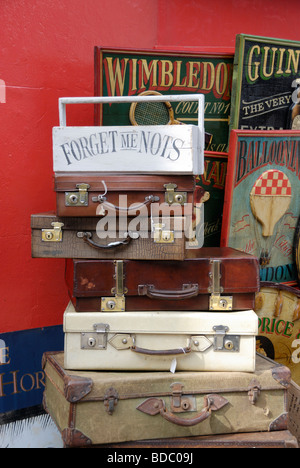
[62,428,93,448]
[63,375,93,402]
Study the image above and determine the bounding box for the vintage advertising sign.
[230,34,300,132]
[195,151,228,247]
[255,283,300,385]
[94,47,233,153]
[0,326,63,417]
[221,130,300,284]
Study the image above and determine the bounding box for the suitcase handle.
[130,345,191,356]
[93,195,160,213]
[137,394,229,427]
[138,284,199,300]
[77,231,134,249]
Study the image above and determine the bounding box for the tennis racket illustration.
[129,90,212,147]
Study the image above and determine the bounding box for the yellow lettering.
[105,57,129,97]
[160,60,173,87]
[247,45,260,82]
[201,62,215,91]
[174,61,187,88]
[262,47,278,78]
[215,62,228,96]
[187,61,200,88]
[140,59,158,89]
[285,49,300,74]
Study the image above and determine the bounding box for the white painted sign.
[53,124,203,175]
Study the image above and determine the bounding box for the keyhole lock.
[88,337,96,347]
[45,232,53,240]
[174,194,184,204]
[224,339,234,350]
[69,194,79,204]
[106,300,116,310]
[162,232,171,242]
[181,399,191,411]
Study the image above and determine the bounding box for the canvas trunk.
[42,351,291,447]
[65,247,260,312]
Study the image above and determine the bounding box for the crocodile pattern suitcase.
[31,212,189,260]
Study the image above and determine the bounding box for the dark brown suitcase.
[65,247,260,312]
[54,173,196,217]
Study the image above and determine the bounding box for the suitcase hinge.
[213,325,240,352]
[209,260,233,311]
[104,387,119,415]
[152,223,174,243]
[170,383,197,413]
[164,183,187,205]
[81,323,110,350]
[42,222,64,242]
[248,379,262,405]
[65,183,90,207]
[101,260,127,312]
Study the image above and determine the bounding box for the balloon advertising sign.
[221,130,300,285]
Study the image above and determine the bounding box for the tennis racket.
[129,90,213,147]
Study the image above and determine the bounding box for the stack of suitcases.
[32,94,298,448]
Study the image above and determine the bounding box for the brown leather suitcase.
[54,173,196,217]
[31,212,189,261]
[65,247,260,312]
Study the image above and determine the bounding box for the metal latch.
[65,183,90,206]
[248,379,262,405]
[209,260,233,311]
[164,183,187,205]
[101,260,127,312]
[81,323,110,350]
[213,325,240,352]
[152,223,174,243]
[42,222,64,242]
[170,382,197,413]
[104,387,119,415]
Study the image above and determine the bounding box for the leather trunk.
[65,248,260,312]
[31,212,188,260]
[42,351,291,447]
[54,173,196,217]
[63,302,258,372]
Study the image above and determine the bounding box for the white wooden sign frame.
[53,95,205,175]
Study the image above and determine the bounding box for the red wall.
[1,0,300,333]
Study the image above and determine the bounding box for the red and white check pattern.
[253,170,292,196]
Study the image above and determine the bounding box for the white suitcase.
[63,303,258,372]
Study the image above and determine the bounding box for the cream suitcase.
[63,302,258,372]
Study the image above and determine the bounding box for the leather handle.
[130,345,191,356]
[138,284,199,300]
[137,394,229,427]
[93,195,160,213]
[77,231,133,250]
